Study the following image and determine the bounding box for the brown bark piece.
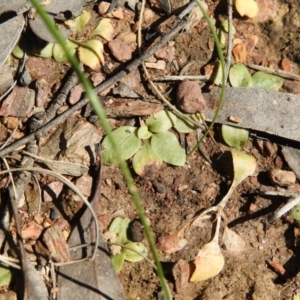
[104,99,164,117]
[43,225,70,262]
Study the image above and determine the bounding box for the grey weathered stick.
[0,16,190,157]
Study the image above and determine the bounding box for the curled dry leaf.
[222,226,247,256]
[189,240,224,282]
[190,215,224,282]
[234,0,258,18]
[172,259,190,294]
[78,40,104,70]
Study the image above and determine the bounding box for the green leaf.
[123,242,148,262]
[291,203,300,221]
[132,141,163,176]
[137,126,152,139]
[111,253,125,273]
[109,217,131,244]
[91,18,115,41]
[32,42,54,58]
[209,60,223,85]
[65,9,91,34]
[145,110,176,133]
[251,71,284,91]
[53,39,77,62]
[0,264,13,287]
[172,113,196,133]
[151,132,186,166]
[221,125,249,149]
[102,126,141,165]
[216,28,226,45]
[219,19,236,34]
[229,64,252,87]
[78,39,105,70]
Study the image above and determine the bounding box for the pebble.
[153,181,166,194]
[19,70,32,86]
[269,168,296,187]
[128,219,144,242]
[176,80,206,114]
[108,39,132,62]
[50,207,60,221]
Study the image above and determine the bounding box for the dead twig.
[225,0,233,82]
[152,75,207,81]
[0,15,191,158]
[247,63,300,81]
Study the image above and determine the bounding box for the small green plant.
[13,9,113,70]
[102,110,200,175]
[108,217,148,273]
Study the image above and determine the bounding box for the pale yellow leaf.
[78,40,104,70]
[91,18,115,41]
[234,0,258,18]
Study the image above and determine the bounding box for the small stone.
[4,116,18,129]
[43,181,64,202]
[19,70,32,86]
[283,80,300,94]
[69,84,84,105]
[22,220,43,240]
[155,44,175,63]
[0,64,13,95]
[35,78,50,107]
[176,80,206,114]
[144,60,166,70]
[128,219,144,242]
[153,181,166,194]
[50,208,60,221]
[269,168,296,187]
[108,39,132,62]
[0,86,35,117]
[75,174,93,197]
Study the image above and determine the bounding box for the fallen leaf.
[221,125,249,149]
[232,43,247,63]
[222,226,247,256]
[65,9,91,34]
[234,0,258,18]
[78,40,105,70]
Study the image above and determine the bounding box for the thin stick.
[0,16,190,158]
[225,0,233,82]
[152,75,207,81]
[247,63,300,81]
[0,167,99,261]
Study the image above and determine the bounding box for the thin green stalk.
[30,0,168,297]
[188,0,226,156]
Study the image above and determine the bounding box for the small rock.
[3,116,18,129]
[98,2,110,15]
[19,70,32,86]
[108,39,132,62]
[153,181,166,194]
[283,80,300,94]
[22,220,43,240]
[155,44,175,63]
[112,82,139,98]
[43,181,64,202]
[0,64,13,95]
[269,168,296,187]
[144,60,166,70]
[35,78,50,107]
[0,86,35,117]
[176,80,206,114]
[69,84,84,105]
[128,219,144,242]
[50,207,60,221]
[75,174,93,197]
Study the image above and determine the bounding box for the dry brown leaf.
[232,43,247,63]
[157,226,188,254]
[222,226,247,256]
